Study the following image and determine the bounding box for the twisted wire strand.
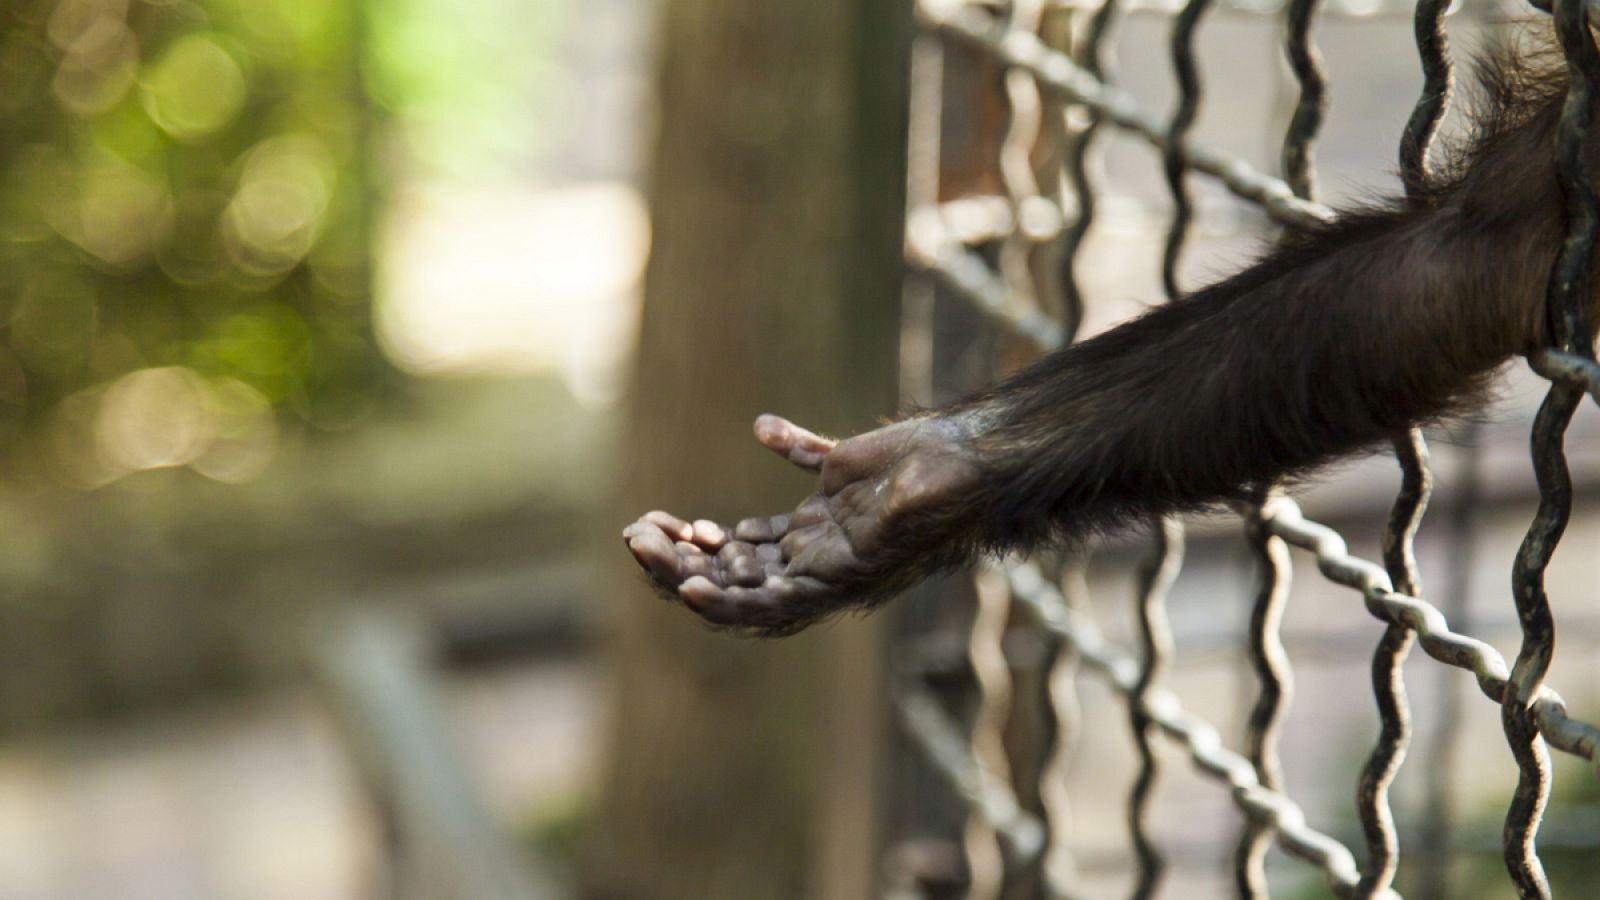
[1234,1,1325,892]
[896,496,1600,896]
[1545,0,1600,353]
[896,681,1048,864]
[919,2,1336,227]
[1001,494,1600,893]
[895,5,1600,897]
[1414,427,1480,900]
[1056,0,1121,331]
[1004,560,1380,899]
[1020,5,1123,887]
[1503,383,1575,900]
[1126,518,1184,898]
[1529,346,1600,401]
[1280,0,1328,198]
[906,208,1067,352]
[954,4,1054,890]
[902,29,947,412]
[1236,496,1294,898]
[1035,562,1093,894]
[1118,0,1211,890]
[965,565,1020,899]
[1158,0,1213,299]
[1398,0,1454,198]
[997,0,1056,324]
[1392,6,1458,897]
[1350,3,1454,885]
[1498,0,1600,893]
[1259,499,1600,776]
[1361,428,1429,896]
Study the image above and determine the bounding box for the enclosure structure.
[887,0,1600,897]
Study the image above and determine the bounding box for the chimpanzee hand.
[623,414,980,635]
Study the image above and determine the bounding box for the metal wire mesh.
[890,0,1600,896]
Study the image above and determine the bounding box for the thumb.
[753,414,836,471]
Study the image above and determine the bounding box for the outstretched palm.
[623,414,978,634]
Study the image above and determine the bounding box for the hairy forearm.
[944,64,1579,551]
[624,33,1598,636]
[948,214,1544,548]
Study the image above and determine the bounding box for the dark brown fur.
[933,33,1592,557]
[626,30,1600,640]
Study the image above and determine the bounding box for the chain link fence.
[887,0,1600,896]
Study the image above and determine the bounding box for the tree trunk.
[585,0,912,898]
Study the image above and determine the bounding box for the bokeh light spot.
[49,18,139,117]
[95,366,214,473]
[73,155,173,266]
[222,134,334,277]
[192,378,277,483]
[141,33,248,142]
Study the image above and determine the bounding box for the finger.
[679,575,726,613]
[716,540,752,562]
[626,530,681,583]
[717,541,765,586]
[728,554,766,587]
[642,511,694,542]
[690,519,728,550]
[676,541,716,580]
[733,516,773,542]
[753,414,837,471]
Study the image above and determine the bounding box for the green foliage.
[0,0,387,482]
[363,0,571,182]
[0,0,578,484]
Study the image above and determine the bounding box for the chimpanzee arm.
[624,42,1592,636]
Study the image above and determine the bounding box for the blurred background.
[0,0,1598,898]
[0,0,645,896]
